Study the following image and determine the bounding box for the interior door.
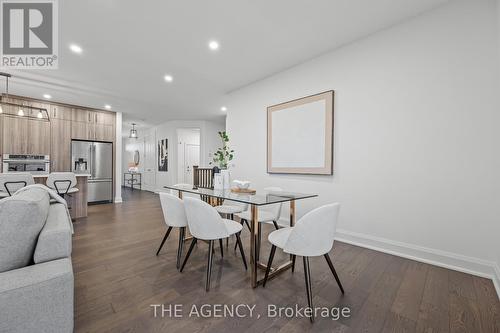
[143,135,156,191]
[184,144,200,184]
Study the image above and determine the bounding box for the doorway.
[142,134,156,191]
[177,128,200,184]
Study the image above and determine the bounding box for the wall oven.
[2,154,50,174]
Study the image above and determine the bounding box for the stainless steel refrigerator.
[71,140,113,203]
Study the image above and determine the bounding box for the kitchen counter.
[32,174,91,178]
[33,174,89,219]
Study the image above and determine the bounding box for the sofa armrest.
[34,203,72,264]
[0,258,74,333]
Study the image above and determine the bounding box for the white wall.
[226,0,500,289]
[114,112,123,203]
[135,119,225,190]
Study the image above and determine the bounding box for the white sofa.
[0,187,74,333]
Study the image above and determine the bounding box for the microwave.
[2,154,50,174]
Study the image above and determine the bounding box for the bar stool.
[46,172,78,201]
[156,192,190,269]
[235,187,283,259]
[0,173,35,197]
[263,203,344,323]
[180,197,247,291]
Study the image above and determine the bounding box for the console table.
[123,172,142,190]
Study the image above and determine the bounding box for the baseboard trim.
[114,197,123,203]
[335,229,500,299]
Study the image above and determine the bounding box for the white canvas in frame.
[267,91,334,175]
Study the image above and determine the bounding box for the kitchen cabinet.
[95,124,114,142]
[71,121,93,140]
[28,119,50,155]
[50,105,73,120]
[2,115,29,154]
[51,119,72,171]
[95,111,115,126]
[72,108,93,123]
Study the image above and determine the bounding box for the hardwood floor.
[72,189,500,332]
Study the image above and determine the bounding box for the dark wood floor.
[72,188,499,333]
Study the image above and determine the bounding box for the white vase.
[213,173,224,190]
[221,169,230,189]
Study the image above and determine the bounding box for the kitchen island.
[33,174,90,219]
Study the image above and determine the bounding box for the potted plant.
[211,131,234,169]
[211,131,234,189]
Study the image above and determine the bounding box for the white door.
[184,144,200,184]
[143,134,156,191]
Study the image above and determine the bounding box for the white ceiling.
[1,0,450,129]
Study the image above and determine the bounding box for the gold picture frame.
[267,90,334,175]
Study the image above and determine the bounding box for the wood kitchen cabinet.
[28,119,50,155]
[50,105,73,120]
[51,119,72,171]
[71,121,93,140]
[94,124,114,142]
[72,108,94,123]
[2,115,29,154]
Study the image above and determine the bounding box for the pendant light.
[129,123,138,139]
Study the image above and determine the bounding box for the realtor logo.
[0,0,58,68]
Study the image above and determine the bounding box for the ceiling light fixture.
[208,40,219,51]
[18,108,24,116]
[104,104,112,110]
[221,106,227,112]
[129,123,138,139]
[69,44,83,54]
[37,111,43,119]
[164,75,173,82]
[43,94,52,99]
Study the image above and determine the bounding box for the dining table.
[164,184,318,288]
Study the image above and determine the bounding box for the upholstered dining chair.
[156,192,189,270]
[181,197,247,291]
[262,203,344,323]
[235,187,283,259]
[0,173,35,197]
[46,172,79,197]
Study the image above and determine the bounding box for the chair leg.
[219,239,224,258]
[206,240,214,292]
[263,245,276,287]
[324,253,345,294]
[180,238,197,272]
[243,219,251,231]
[272,220,280,230]
[303,256,314,323]
[235,233,247,270]
[292,255,296,273]
[176,227,185,269]
[156,227,172,256]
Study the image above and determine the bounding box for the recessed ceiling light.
[43,94,52,99]
[208,40,219,51]
[69,44,83,54]
[104,104,111,110]
[164,75,173,82]
[221,106,227,112]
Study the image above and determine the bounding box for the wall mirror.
[267,90,334,175]
[133,150,140,166]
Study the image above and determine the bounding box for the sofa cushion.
[0,187,50,273]
[34,203,72,264]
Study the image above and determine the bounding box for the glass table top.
[163,185,318,206]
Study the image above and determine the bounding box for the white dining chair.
[262,203,344,323]
[235,187,283,259]
[156,192,189,269]
[181,197,247,291]
[0,173,35,196]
